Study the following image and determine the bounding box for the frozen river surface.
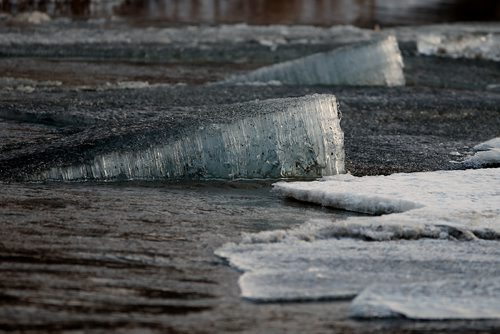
[1,21,500,332]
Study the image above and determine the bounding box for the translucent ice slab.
[223,36,405,86]
[32,94,344,181]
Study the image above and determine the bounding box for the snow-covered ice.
[33,94,344,181]
[351,279,500,320]
[273,169,500,237]
[216,168,500,319]
[223,36,405,86]
[417,33,500,61]
[216,238,500,303]
[0,24,373,47]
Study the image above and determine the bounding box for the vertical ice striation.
[223,36,405,86]
[34,95,344,181]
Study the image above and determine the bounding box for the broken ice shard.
[31,94,344,181]
[223,36,405,86]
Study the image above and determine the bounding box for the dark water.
[1,0,499,27]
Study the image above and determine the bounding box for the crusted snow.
[32,94,344,181]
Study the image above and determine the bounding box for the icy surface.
[33,95,344,181]
[216,169,500,319]
[463,137,500,168]
[273,169,500,237]
[351,279,500,320]
[417,33,500,61]
[0,24,373,46]
[216,238,500,303]
[224,36,405,86]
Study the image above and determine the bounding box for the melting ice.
[216,168,500,319]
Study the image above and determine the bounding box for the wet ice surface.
[217,168,500,319]
[224,36,405,86]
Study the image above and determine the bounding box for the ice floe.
[223,36,405,86]
[216,168,500,319]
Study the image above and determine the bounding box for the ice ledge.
[31,94,344,181]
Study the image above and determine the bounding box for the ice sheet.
[216,238,500,303]
[351,279,500,320]
[272,169,500,240]
[216,168,500,319]
[223,36,405,86]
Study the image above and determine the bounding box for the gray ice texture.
[33,95,344,181]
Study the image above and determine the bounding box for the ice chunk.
[216,238,500,302]
[223,36,405,86]
[463,137,500,168]
[417,33,500,61]
[32,94,344,181]
[351,279,500,320]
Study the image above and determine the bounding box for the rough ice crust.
[223,36,405,86]
[33,95,344,181]
[272,169,500,240]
